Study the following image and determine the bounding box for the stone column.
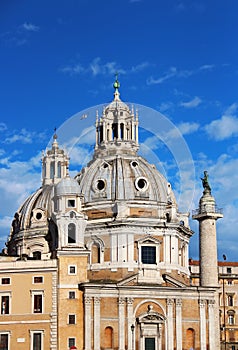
[167,298,174,350]
[94,297,101,350]
[85,296,92,350]
[127,297,134,350]
[175,299,182,350]
[118,297,125,350]
[199,299,206,350]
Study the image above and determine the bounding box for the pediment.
[137,235,161,245]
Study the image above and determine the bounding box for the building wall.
[0,258,57,349]
[190,260,238,350]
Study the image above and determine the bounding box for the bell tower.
[41,131,69,186]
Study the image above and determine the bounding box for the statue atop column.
[201,170,211,194]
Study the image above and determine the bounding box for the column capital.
[167,298,174,306]
[127,297,134,305]
[199,299,207,307]
[118,297,126,305]
[208,299,215,307]
[94,296,101,304]
[84,296,92,305]
[176,298,182,307]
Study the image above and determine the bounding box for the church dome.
[76,77,177,211]
[16,185,53,232]
[77,155,175,206]
[55,176,80,197]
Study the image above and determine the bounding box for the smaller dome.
[55,177,80,196]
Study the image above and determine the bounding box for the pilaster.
[127,297,134,350]
[118,297,125,350]
[175,299,182,350]
[85,296,92,350]
[167,298,174,350]
[199,299,206,350]
[94,297,101,350]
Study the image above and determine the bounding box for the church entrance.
[136,305,165,350]
[145,337,155,350]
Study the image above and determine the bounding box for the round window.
[135,177,149,192]
[96,179,106,191]
[36,212,42,220]
[131,161,138,168]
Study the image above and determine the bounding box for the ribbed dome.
[55,176,80,196]
[77,155,176,206]
[17,185,53,231]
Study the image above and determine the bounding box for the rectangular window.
[69,291,76,299]
[228,295,234,307]
[142,246,156,264]
[68,338,76,348]
[68,265,76,275]
[145,337,155,350]
[68,314,76,324]
[228,315,234,325]
[1,278,10,285]
[1,296,9,315]
[33,277,43,284]
[0,333,9,350]
[31,331,43,350]
[227,267,232,274]
[34,294,43,313]
[67,199,75,208]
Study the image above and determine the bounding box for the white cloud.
[68,146,93,167]
[177,122,200,135]
[90,57,125,76]
[0,123,7,132]
[158,102,174,112]
[131,62,150,73]
[199,64,215,71]
[147,67,178,85]
[60,64,85,75]
[204,103,238,140]
[180,96,202,108]
[3,129,46,144]
[60,57,126,77]
[147,64,217,86]
[22,22,39,32]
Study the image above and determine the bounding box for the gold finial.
[113,72,120,91]
[53,127,58,140]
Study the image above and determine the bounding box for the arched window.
[112,123,118,139]
[33,251,41,260]
[228,295,234,306]
[104,327,113,349]
[120,123,124,139]
[228,314,234,325]
[68,223,76,244]
[42,163,46,178]
[92,243,100,264]
[50,162,55,179]
[57,161,61,178]
[185,328,195,350]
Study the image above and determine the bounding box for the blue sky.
[0,0,238,260]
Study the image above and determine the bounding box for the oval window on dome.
[131,161,138,168]
[36,212,42,220]
[95,179,106,192]
[135,177,149,192]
